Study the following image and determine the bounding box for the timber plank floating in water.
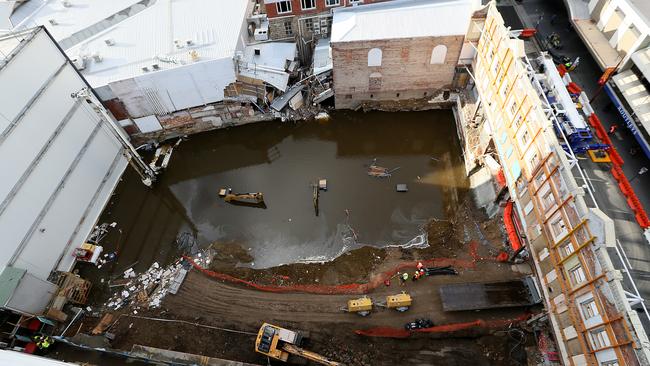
[439,276,541,311]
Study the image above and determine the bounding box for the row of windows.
[366,46,447,67]
[276,0,361,14]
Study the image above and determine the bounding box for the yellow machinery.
[587,149,612,163]
[255,323,344,366]
[386,293,412,312]
[345,297,373,316]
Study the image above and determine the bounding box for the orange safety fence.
[184,255,478,295]
[588,114,649,228]
[354,313,531,338]
[503,201,522,251]
[587,114,624,165]
[611,164,650,228]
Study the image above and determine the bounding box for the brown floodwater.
[83,110,467,278]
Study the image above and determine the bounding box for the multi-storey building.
[329,0,481,109]
[470,4,650,364]
[262,0,388,41]
[0,26,133,326]
[567,0,650,160]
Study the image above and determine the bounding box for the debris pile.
[104,260,187,311]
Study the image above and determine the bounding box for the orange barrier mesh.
[354,313,531,338]
[503,201,522,251]
[185,255,477,295]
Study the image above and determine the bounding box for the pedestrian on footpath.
[609,124,618,135]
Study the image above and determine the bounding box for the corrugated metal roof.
[331,0,481,43]
[239,42,296,91]
[7,0,250,87]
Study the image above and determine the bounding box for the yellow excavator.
[255,323,344,366]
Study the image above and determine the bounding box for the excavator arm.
[282,343,345,366]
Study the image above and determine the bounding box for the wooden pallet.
[54,272,92,305]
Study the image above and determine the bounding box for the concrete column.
[620,32,648,66]
[609,17,630,49]
[596,0,617,30]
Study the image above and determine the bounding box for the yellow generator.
[345,297,373,316]
[386,293,411,312]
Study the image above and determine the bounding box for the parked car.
[404,318,433,330]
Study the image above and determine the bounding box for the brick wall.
[265,0,388,19]
[331,36,464,109]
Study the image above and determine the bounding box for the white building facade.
[1,0,253,135]
[0,27,128,315]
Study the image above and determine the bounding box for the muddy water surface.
[90,110,466,275]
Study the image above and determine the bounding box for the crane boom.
[282,344,344,366]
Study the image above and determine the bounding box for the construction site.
[2,0,650,365]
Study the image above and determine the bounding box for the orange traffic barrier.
[503,201,523,251]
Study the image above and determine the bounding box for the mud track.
[111,259,532,366]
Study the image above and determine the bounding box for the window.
[580,298,598,320]
[349,0,362,4]
[301,0,315,10]
[519,130,530,149]
[368,48,382,67]
[541,190,554,211]
[430,45,447,64]
[284,21,293,36]
[528,152,539,171]
[561,241,573,257]
[590,327,610,350]
[569,265,586,286]
[326,0,340,6]
[601,360,619,366]
[305,18,314,31]
[550,216,566,238]
[369,72,382,91]
[276,0,292,14]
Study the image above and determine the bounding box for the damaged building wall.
[332,35,463,109]
[108,57,237,119]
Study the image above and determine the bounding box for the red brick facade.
[265,0,388,18]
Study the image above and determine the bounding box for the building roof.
[0,27,35,66]
[239,42,296,91]
[331,0,481,43]
[312,37,332,75]
[4,0,250,87]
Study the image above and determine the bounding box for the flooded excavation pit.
[95,110,467,274]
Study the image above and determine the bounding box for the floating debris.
[367,158,400,178]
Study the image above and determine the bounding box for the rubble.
[104,259,188,311]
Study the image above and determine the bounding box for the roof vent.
[142,66,150,72]
[104,38,115,46]
[48,19,58,26]
[189,50,199,62]
[152,64,160,70]
[186,39,193,46]
[254,48,261,56]
[92,53,103,63]
[62,0,72,7]
[174,39,184,49]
